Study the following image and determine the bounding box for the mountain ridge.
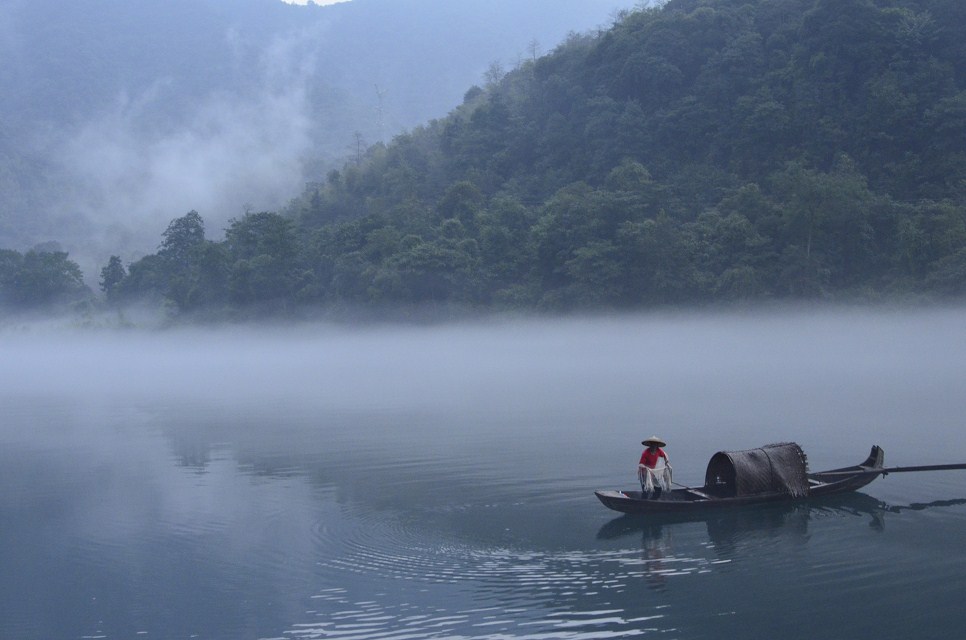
[4,0,966,318]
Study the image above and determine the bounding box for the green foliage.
[99,255,126,301]
[0,247,90,310]
[115,211,230,313]
[100,0,966,318]
[225,212,300,307]
[159,210,206,266]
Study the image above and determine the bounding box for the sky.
[280,0,352,5]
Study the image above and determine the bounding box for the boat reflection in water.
[597,492,966,561]
[597,493,821,579]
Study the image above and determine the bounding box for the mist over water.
[5,307,966,457]
[3,307,966,639]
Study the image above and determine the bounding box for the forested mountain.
[0,0,635,262]
[4,0,966,319]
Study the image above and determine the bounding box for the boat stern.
[861,445,885,469]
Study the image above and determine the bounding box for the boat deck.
[595,445,886,514]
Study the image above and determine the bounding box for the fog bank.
[50,26,322,274]
[3,308,966,468]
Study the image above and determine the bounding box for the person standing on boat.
[639,436,672,498]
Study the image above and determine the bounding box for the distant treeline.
[0,246,91,311]
[5,0,966,318]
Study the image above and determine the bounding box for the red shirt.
[639,447,668,468]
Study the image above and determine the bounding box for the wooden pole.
[815,463,966,476]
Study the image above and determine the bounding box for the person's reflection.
[640,523,671,590]
[597,493,966,585]
[597,518,675,590]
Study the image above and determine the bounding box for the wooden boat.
[595,443,966,514]
[596,491,890,542]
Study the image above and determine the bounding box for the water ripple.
[296,515,713,640]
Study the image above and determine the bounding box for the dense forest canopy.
[4,0,966,320]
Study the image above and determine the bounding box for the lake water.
[3,308,966,640]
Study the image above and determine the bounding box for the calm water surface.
[3,309,966,639]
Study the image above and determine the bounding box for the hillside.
[4,0,966,318]
[0,0,637,261]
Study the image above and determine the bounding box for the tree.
[225,212,301,306]
[436,181,484,225]
[115,254,166,302]
[159,210,206,267]
[99,255,126,301]
[770,158,879,285]
[616,212,704,305]
[82,0,966,314]
[691,210,769,297]
[0,249,24,306]
[564,240,624,306]
[388,235,480,304]
[115,211,227,312]
[925,248,966,296]
[12,250,89,307]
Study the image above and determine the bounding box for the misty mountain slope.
[7,0,966,320]
[187,0,966,313]
[0,0,639,264]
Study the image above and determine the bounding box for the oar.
[815,463,966,477]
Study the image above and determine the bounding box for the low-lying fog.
[4,307,965,470]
